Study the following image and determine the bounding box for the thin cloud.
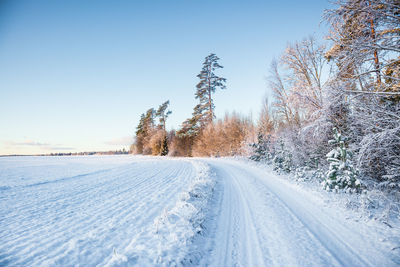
[12,141,50,147]
[3,140,74,151]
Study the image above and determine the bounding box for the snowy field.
[0,155,399,266]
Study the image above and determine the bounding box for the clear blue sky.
[0,0,331,155]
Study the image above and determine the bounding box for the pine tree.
[134,113,146,154]
[143,108,155,133]
[250,132,272,162]
[176,110,200,157]
[322,127,361,192]
[156,101,172,156]
[134,108,155,154]
[175,54,226,157]
[156,100,172,132]
[272,139,292,173]
[195,53,226,125]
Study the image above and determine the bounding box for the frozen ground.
[0,155,399,266]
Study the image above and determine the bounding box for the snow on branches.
[322,128,361,193]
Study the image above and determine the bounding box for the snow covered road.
[0,156,398,266]
[207,159,399,266]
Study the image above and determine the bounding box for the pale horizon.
[0,0,329,155]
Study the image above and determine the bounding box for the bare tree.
[269,60,299,127]
[281,37,327,116]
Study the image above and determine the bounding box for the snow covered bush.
[294,166,325,183]
[322,128,361,192]
[272,140,293,173]
[313,168,325,182]
[249,133,273,162]
[360,189,400,223]
[352,96,400,190]
[294,166,311,182]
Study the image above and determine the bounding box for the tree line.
[132,0,399,193]
[131,53,252,157]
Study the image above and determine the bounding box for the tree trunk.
[208,64,213,123]
[369,0,381,85]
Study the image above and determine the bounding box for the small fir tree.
[250,133,272,162]
[160,135,169,156]
[322,127,361,192]
[272,140,292,173]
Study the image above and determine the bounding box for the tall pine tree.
[156,100,172,132]
[176,53,226,156]
[195,53,226,125]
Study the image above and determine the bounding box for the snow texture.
[0,155,399,266]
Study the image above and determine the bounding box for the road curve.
[206,159,397,267]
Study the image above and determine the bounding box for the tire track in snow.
[207,159,397,267]
[209,163,267,267]
[2,156,396,266]
[211,172,235,267]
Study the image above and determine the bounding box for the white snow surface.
[0,155,399,266]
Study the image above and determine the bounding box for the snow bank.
[105,160,215,266]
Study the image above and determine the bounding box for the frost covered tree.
[272,140,293,173]
[325,0,400,93]
[251,97,275,161]
[352,95,400,188]
[195,53,226,125]
[269,60,299,127]
[250,133,273,162]
[324,0,400,189]
[281,37,327,117]
[264,38,330,167]
[322,128,360,192]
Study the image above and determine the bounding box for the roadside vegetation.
[131,0,399,217]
